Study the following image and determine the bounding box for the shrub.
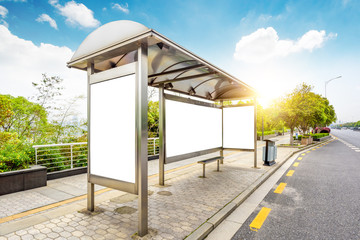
[0,144,31,172]
[257,130,276,137]
[293,133,329,140]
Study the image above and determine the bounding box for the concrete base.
[0,165,47,196]
[47,167,87,180]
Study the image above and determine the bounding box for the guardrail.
[33,138,159,172]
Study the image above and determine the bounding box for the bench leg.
[203,164,206,178]
[217,160,220,172]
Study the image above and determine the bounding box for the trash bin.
[263,139,277,166]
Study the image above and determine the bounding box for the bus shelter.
[67,20,257,237]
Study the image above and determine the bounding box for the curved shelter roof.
[68,20,256,101]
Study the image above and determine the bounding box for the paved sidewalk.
[0,135,299,239]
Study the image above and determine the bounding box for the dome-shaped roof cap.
[70,20,149,62]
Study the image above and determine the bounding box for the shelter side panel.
[90,74,136,183]
[223,106,254,149]
[165,99,222,158]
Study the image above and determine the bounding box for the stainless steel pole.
[220,100,224,164]
[254,97,257,168]
[87,61,94,212]
[159,84,165,186]
[136,42,148,237]
[70,144,73,169]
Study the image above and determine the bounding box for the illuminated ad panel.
[165,99,222,158]
[90,74,136,183]
[223,106,254,149]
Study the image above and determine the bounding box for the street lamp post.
[325,76,342,98]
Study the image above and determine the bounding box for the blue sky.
[0,0,359,122]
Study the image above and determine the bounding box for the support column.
[220,100,224,164]
[87,61,94,212]
[159,84,165,186]
[136,42,148,237]
[254,97,257,168]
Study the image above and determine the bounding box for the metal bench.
[197,156,224,178]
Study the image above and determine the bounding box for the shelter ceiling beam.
[152,72,217,86]
[148,64,205,78]
[213,85,242,99]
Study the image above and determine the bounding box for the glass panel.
[223,106,254,149]
[165,99,222,158]
[90,74,136,183]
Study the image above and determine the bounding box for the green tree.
[1,95,48,142]
[0,95,13,129]
[276,84,307,145]
[148,101,159,137]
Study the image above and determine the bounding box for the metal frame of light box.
[158,91,257,185]
[86,43,149,236]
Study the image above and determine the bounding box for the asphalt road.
[232,135,360,240]
[331,129,360,148]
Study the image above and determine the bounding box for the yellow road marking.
[293,162,299,167]
[301,153,305,156]
[274,182,287,194]
[297,157,302,160]
[306,151,311,153]
[249,207,272,231]
[0,188,111,224]
[312,149,316,150]
[286,170,295,176]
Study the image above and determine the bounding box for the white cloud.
[0,19,7,27]
[0,5,8,18]
[234,27,336,63]
[36,13,58,30]
[0,25,86,117]
[49,0,100,28]
[112,3,129,14]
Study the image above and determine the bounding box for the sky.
[0,0,359,123]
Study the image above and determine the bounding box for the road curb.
[185,137,334,240]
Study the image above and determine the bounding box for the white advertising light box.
[90,74,136,183]
[223,106,254,149]
[165,99,222,158]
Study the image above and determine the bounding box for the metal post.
[87,182,94,211]
[153,138,156,155]
[220,100,224,164]
[35,148,38,165]
[159,84,166,186]
[87,61,94,212]
[254,97,257,168]
[70,144,73,169]
[262,116,264,141]
[136,42,148,237]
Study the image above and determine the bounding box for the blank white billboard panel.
[166,99,222,158]
[90,74,136,183]
[223,106,254,149]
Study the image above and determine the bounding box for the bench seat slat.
[197,156,224,164]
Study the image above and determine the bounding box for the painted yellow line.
[301,153,305,156]
[249,207,272,232]
[286,170,295,176]
[0,188,111,224]
[293,162,299,167]
[306,151,311,153]
[297,157,302,160]
[274,182,287,194]
[316,147,320,149]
